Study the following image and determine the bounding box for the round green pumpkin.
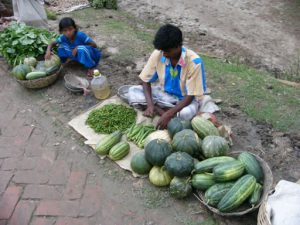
[164,152,194,177]
[145,139,172,166]
[172,129,202,156]
[12,64,31,80]
[167,117,192,138]
[170,177,192,199]
[149,166,172,187]
[130,151,152,175]
[201,135,230,158]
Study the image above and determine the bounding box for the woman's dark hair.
[59,17,77,32]
[153,24,183,51]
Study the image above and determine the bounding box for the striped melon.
[218,174,256,212]
[109,141,130,161]
[95,131,122,155]
[191,173,215,190]
[191,116,219,139]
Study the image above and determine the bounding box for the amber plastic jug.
[91,70,111,100]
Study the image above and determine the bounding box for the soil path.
[119,0,300,77]
[0,7,299,225]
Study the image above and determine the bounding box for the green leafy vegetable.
[0,22,58,66]
[86,104,136,134]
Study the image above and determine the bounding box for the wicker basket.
[257,202,272,225]
[17,67,62,89]
[195,151,273,217]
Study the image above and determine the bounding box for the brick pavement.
[0,60,200,225]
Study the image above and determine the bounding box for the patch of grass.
[46,8,57,20]
[71,7,300,132]
[71,8,155,60]
[203,56,300,132]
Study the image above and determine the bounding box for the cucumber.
[109,141,130,161]
[95,131,122,155]
[218,174,256,212]
[191,173,215,191]
[194,156,236,173]
[26,71,47,80]
[45,64,60,75]
[204,182,235,207]
[238,152,264,183]
[249,183,263,206]
[213,160,245,182]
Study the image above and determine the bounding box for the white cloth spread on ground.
[266,180,300,225]
[127,85,219,120]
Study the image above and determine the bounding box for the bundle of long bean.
[125,124,156,148]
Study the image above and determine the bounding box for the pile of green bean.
[125,124,156,148]
[86,104,136,134]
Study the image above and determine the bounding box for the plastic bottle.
[91,69,111,100]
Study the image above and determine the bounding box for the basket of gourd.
[12,55,62,89]
[194,151,273,216]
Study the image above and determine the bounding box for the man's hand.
[45,51,52,60]
[143,105,155,118]
[72,47,78,57]
[156,111,174,129]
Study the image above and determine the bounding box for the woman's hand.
[45,51,52,60]
[72,47,78,57]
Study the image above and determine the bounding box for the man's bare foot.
[87,69,94,77]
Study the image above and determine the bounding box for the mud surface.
[1,5,299,224]
[119,0,300,79]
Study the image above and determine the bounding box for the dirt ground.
[118,0,300,81]
[0,4,299,225]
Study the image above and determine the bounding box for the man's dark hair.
[153,24,183,51]
[59,17,78,32]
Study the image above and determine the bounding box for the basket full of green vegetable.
[13,55,62,89]
[194,151,273,216]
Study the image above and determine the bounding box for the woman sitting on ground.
[45,17,101,76]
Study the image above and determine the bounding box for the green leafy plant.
[89,0,117,9]
[0,22,58,66]
[46,8,57,20]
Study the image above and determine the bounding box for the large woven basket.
[257,201,272,225]
[195,151,273,217]
[17,67,62,89]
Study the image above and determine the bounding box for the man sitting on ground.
[129,24,207,129]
